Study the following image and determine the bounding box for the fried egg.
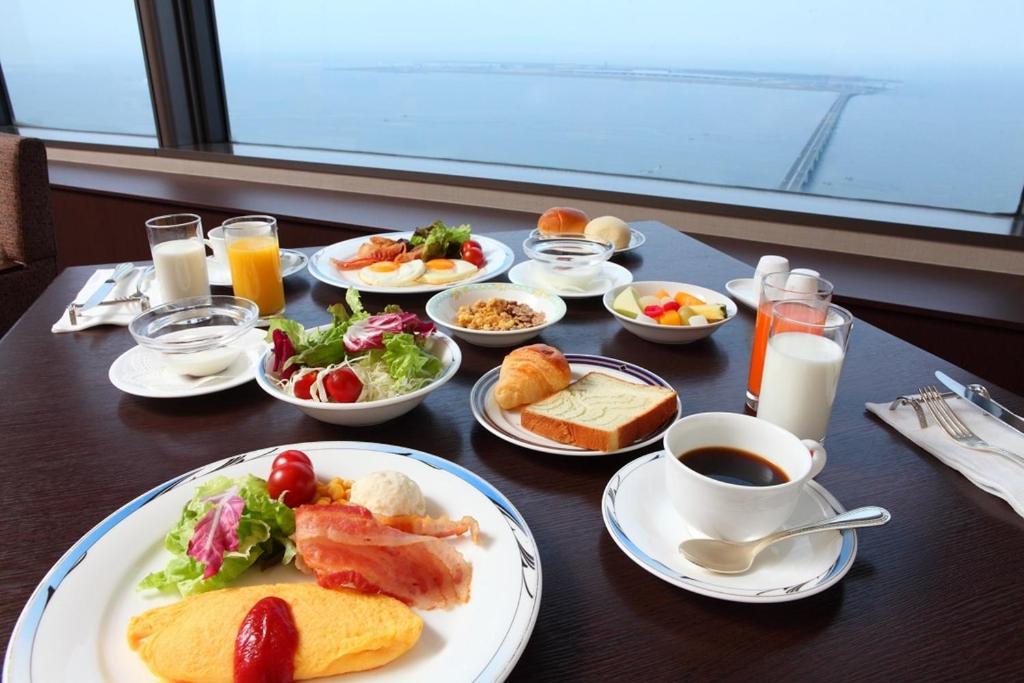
[359,260,426,286]
[419,258,479,285]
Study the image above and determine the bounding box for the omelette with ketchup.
[127,583,422,682]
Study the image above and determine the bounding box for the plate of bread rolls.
[534,207,646,254]
[470,344,680,456]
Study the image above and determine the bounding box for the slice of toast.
[520,372,677,451]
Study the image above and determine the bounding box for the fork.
[919,385,1024,466]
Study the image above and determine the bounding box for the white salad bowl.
[603,281,738,344]
[425,282,566,347]
[254,331,462,426]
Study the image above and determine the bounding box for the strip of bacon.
[376,514,480,544]
[294,504,472,610]
[331,256,380,271]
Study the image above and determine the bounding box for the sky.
[2,0,1024,78]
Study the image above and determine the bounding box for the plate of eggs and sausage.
[308,224,515,294]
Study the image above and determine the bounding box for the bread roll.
[537,207,589,235]
[584,216,631,249]
[494,344,571,410]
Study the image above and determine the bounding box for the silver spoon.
[679,506,891,574]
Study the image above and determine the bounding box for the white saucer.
[603,451,857,603]
[108,329,268,398]
[528,228,646,254]
[507,261,633,299]
[725,278,758,310]
[470,354,680,456]
[206,249,308,287]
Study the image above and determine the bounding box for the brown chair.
[0,133,57,337]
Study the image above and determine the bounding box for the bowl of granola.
[425,282,566,347]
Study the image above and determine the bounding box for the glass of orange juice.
[746,271,833,411]
[223,215,285,317]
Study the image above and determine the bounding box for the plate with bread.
[535,207,645,254]
[470,344,681,456]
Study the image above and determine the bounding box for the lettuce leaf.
[410,221,472,260]
[138,475,295,596]
[382,332,443,383]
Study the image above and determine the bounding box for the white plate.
[527,227,646,254]
[5,442,541,683]
[603,281,738,345]
[108,328,267,398]
[470,354,681,456]
[725,278,758,310]
[307,232,515,294]
[603,451,856,603]
[206,249,309,287]
[507,261,633,299]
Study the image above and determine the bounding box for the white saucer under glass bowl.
[602,451,856,603]
[508,260,632,298]
[425,282,566,347]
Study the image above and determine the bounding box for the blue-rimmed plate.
[5,442,541,682]
[470,354,681,456]
[307,232,515,294]
[603,451,856,603]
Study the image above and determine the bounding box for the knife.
[935,370,1024,436]
[81,262,135,310]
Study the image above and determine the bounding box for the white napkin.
[866,396,1024,517]
[52,268,152,333]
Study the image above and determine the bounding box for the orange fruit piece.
[659,310,683,326]
[674,291,703,307]
[654,289,671,299]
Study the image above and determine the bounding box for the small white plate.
[470,354,680,456]
[603,451,856,603]
[725,278,758,310]
[108,328,267,398]
[205,249,308,287]
[527,228,646,254]
[507,261,633,299]
[307,232,515,294]
[4,442,541,682]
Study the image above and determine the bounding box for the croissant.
[494,344,571,410]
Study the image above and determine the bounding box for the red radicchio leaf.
[343,312,435,352]
[272,329,298,379]
[187,488,245,579]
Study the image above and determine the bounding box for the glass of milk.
[145,214,211,302]
[756,302,853,442]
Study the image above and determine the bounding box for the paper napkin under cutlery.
[51,267,149,333]
[866,396,1024,518]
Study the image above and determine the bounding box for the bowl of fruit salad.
[603,281,737,344]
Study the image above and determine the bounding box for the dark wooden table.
[2,221,1023,681]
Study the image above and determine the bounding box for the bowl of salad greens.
[255,289,461,426]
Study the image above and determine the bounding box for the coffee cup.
[203,226,228,267]
[662,412,826,542]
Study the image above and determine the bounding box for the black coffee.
[678,446,789,486]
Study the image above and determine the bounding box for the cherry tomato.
[267,462,316,507]
[292,372,317,400]
[661,300,681,312]
[272,449,312,471]
[461,242,485,268]
[463,239,482,250]
[323,367,363,403]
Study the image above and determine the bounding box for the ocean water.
[6,60,1024,214]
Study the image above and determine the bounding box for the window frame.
[0,0,1021,245]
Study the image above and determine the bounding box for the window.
[214,0,1024,214]
[0,0,155,138]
